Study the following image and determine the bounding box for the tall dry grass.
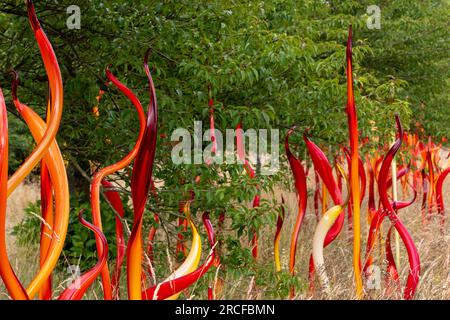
[1,180,40,299]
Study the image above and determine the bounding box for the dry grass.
[5,179,39,242]
[1,174,449,300]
